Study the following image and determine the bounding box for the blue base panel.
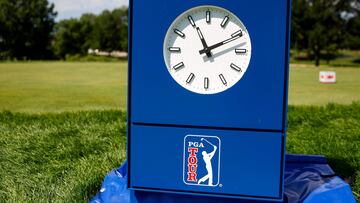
[129,124,284,201]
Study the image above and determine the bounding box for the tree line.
[54,9,128,59]
[291,0,360,66]
[0,0,128,60]
[0,0,359,64]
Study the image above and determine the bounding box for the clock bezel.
[163,5,252,95]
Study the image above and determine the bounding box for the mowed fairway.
[0,62,127,113]
[0,62,359,113]
[289,64,360,105]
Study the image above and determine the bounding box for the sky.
[49,0,128,21]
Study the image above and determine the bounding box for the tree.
[291,0,354,66]
[0,0,57,60]
[92,7,128,52]
[291,0,310,51]
[53,19,86,58]
[79,14,98,52]
[344,13,360,50]
[53,14,98,58]
[53,7,128,59]
[307,0,343,66]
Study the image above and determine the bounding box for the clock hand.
[199,32,243,55]
[196,27,212,58]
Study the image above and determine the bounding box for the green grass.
[0,104,359,202]
[291,50,360,67]
[0,110,126,202]
[287,103,360,200]
[0,62,127,113]
[0,61,359,201]
[0,62,359,112]
[289,64,360,105]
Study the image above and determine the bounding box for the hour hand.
[196,27,212,58]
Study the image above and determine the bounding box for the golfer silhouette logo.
[198,138,217,186]
[183,135,221,187]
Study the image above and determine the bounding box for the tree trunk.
[315,55,320,67]
[314,47,320,67]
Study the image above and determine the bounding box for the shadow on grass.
[328,157,356,181]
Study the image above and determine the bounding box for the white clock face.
[163,5,252,94]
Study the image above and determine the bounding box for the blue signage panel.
[128,0,291,201]
[129,125,283,199]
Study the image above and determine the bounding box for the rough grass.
[287,103,360,200]
[0,110,126,202]
[0,104,359,201]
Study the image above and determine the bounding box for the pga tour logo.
[183,135,221,187]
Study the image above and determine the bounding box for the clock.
[163,5,252,94]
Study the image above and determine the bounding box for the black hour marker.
[186,73,195,83]
[169,47,181,52]
[196,28,204,39]
[188,16,196,27]
[231,30,243,38]
[204,77,209,89]
[221,16,229,28]
[230,63,242,72]
[174,29,185,38]
[173,62,184,70]
[206,11,211,23]
[235,49,247,54]
[219,74,227,85]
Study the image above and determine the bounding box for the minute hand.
[199,34,242,55]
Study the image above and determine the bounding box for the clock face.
[163,5,252,94]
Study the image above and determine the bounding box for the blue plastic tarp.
[91,155,356,203]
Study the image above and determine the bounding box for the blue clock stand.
[91,0,357,202]
[128,0,289,201]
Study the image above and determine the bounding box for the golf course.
[0,61,359,202]
[1,0,360,201]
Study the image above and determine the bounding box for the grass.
[287,103,360,199]
[0,110,126,202]
[0,62,127,113]
[291,50,360,68]
[0,104,359,202]
[289,64,360,105]
[0,62,359,112]
[0,61,359,201]
[0,62,360,113]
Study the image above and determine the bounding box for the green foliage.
[291,0,351,66]
[0,110,126,202]
[65,54,126,62]
[2,1,359,61]
[53,18,92,58]
[53,7,128,59]
[344,15,360,50]
[0,0,56,60]
[93,9,128,52]
[287,103,360,197]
